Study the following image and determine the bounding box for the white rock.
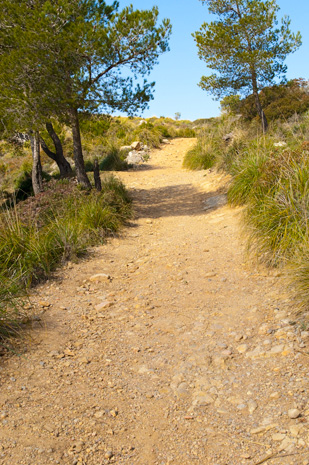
[89,273,111,282]
[248,400,258,414]
[288,408,301,419]
[236,344,248,354]
[126,151,145,165]
[272,433,286,441]
[131,141,142,150]
[274,141,287,147]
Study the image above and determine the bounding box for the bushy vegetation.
[184,99,309,317]
[183,138,217,170]
[221,79,309,123]
[0,175,132,339]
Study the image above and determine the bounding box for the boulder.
[131,141,142,151]
[126,151,145,165]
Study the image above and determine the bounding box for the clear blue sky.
[117,0,309,122]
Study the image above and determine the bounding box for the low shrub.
[183,143,216,170]
[0,176,132,336]
[99,147,128,171]
[244,151,309,266]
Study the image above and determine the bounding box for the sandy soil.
[0,138,308,465]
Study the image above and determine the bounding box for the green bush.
[175,127,196,138]
[244,152,309,266]
[99,147,128,171]
[0,176,132,336]
[183,143,216,170]
[132,127,162,148]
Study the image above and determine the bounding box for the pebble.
[89,274,111,282]
[236,344,248,354]
[289,424,303,437]
[272,433,286,441]
[95,301,113,311]
[39,301,51,308]
[105,450,113,459]
[288,408,301,419]
[248,400,258,414]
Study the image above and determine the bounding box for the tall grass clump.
[99,147,129,171]
[183,142,217,170]
[0,272,26,341]
[243,151,309,266]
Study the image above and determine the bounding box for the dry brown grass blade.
[253,452,299,465]
[295,349,309,358]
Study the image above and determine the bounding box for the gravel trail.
[0,138,308,465]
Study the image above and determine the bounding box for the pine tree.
[0,1,172,189]
[193,0,301,132]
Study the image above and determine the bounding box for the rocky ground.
[0,138,308,465]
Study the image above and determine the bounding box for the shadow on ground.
[131,184,227,219]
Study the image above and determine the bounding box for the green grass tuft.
[183,143,217,170]
[0,175,132,338]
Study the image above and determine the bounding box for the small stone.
[217,342,228,349]
[288,409,301,419]
[192,392,214,407]
[105,450,113,460]
[89,274,111,283]
[237,403,247,410]
[272,433,286,441]
[64,350,75,357]
[236,344,248,354]
[278,437,295,452]
[39,301,51,308]
[248,400,258,414]
[269,344,285,355]
[205,272,217,278]
[222,349,232,356]
[289,424,303,437]
[95,301,113,311]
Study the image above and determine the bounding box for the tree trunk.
[93,159,102,192]
[251,74,268,133]
[40,122,73,178]
[30,131,43,195]
[69,107,91,189]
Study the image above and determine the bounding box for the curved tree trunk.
[40,122,73,178]
[69,107,91,189]
[29,131,43,195]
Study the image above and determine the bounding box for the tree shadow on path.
[131,183,227,219]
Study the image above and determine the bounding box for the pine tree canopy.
[193,0,301,99]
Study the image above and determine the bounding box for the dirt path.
[0,138,308,465]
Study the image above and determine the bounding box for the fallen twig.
[295,349,309,358]
[253,452,300,465]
